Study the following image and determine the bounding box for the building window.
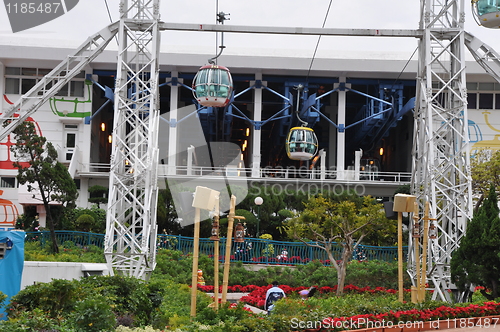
[4,67,85,97]
[64,124,78,162]
[0,177,17,188]
[467,82,500,109]
[479,93,494,109]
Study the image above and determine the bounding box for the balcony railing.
[81,163,411,183]
[25,231,408,265]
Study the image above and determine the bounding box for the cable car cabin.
[286,127,319,161]
[474,0,500,28]
[193,64,233,107]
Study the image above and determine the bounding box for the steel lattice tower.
[104,0,161,278]
[411,0,473,302]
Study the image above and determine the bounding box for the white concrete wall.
[21,261,110,290]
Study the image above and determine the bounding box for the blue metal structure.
[24,231,407,265]
[0,231,25,321]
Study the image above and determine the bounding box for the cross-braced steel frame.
[410,0,473,302]
[103,0,161,279]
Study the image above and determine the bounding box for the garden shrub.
[150,278,211,330]
[74,214,95,232]
[9,278,81,318]
[78,275,153,326]
[116,327,161,332]
[70,294,116,332]
[0,307,73,332]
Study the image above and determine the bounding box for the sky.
[1,0,500,62]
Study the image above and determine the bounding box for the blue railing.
[25,231,407,265]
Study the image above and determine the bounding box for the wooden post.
[190,207,201,317]
[393,193,416,303]
[222,195,236,304]
[213,196,220,310]
[398,210,404,302]
[412,202,420,303]
[420,202,431,302]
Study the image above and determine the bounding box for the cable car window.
[477,0,500,15]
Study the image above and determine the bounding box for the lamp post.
[254,196,263,237]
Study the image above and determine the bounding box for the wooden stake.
[398,210,404,302]
[421,202,431,302]
[222,195,236,304]
[213,196,220,310]
[190,207,201,317]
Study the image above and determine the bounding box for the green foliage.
[61,206,107,232]
[153,249,216,285]
[116,327,161,332]
[79,276,153,326]
[471,150,500,211]
[75,214,95,232]
[282,192,393,294]
[10,121,78,253]
[88,185,109,207]
[0,307,74,331]
[24,240,105,263]
[0,290,6,308]
[9,278,81,318]
[150,279,211,329]
[70,294,116,332]
[451,184,500,300]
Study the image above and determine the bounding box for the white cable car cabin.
[286,127,319,161]
[474,0,500,28]
[193,64,233,107]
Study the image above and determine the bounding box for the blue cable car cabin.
[193,64,233,107]
[286,127,319,161]
[474,0,500,28]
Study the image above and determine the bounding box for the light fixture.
[108,135,112,143]
[254,196,263,237]
[234,222,245,243]
[379,147,384,156]
[101,122,106,132]
[245,128,250,136]
[210,219,220,241]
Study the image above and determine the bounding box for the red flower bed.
[321,301,500,327]
[233,284,402,309]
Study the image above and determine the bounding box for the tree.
[11,121,78,253]
[470,150,500,213]
[451,184,500,300]
[282,191,391,295]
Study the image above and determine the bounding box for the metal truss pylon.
[104,0,161,279]
[411,0,473,302]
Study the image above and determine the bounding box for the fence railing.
[25,231,407,265]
